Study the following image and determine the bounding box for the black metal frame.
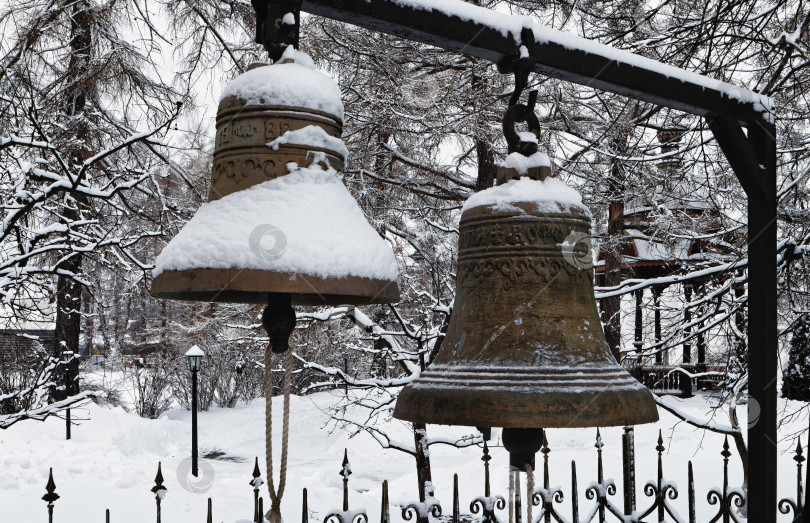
[253,0,778,519]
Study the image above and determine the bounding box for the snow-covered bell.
[150,52,399,317]
[394,169,657,467]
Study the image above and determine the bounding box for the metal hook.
[498,28,541,155]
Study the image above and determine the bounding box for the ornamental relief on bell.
[216,117,295,149]
[456,256,589,290]
[459,218,589,252]
[211,157,278,182]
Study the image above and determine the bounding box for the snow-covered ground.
[0,369,806,522]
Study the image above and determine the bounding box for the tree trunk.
[475,140,496,191]
[54,0,92,357]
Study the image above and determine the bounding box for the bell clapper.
[502,427,544,471]
[502,428,542,523]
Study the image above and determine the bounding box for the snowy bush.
[125,354,176,419]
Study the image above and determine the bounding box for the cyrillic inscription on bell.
[209,61,346,201]
[394,174,658,429]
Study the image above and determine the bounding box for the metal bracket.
[252,0,304,62]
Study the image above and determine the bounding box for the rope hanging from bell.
[262,293,297,523]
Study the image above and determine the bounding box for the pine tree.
[782,316,810,401]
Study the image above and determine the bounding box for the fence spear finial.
[42,468,59,504]
[42,467,59,523]
[341,449,351,511]
[151,462,166,523]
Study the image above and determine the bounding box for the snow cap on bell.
[151,52,399,306]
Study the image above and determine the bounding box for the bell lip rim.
[149,267,400,305]
[391,408,660,429]
[392,382,660,429]
[390,415,661,429]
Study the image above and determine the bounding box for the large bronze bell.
[394,165,657,460]
[150,57,399,310]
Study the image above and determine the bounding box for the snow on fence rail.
[39,427,806,522]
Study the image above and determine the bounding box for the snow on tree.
[783,316,810,401]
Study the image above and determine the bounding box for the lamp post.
[186,345,205,477]
[60,351,78,440]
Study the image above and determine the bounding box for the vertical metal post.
[595,430,605,523]
[688,462,696,523]
[622,426,635,515]
[653,288,663,364]
[722,437,731,523]
[381,481,390,523]
[541,432,549,523]
[253,458,262,523]
[634,289,643,351]
[152,462,166,523]
[656,431,665,523]
[60,351,77,440]
[747,119,777,523]
[42,467,59,523]
[483,441,491,498]
[795,440,804,521]
[303,488,308,523]
[453,474,459,523]
[683,285,693,364]
[342,449,351,512]
[695,283,706,373]
[570,462,578,523]
[192,368,199,477]
[207,498,213,523]
[804,429,809,523]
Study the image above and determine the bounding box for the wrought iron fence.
[40,427,806,522]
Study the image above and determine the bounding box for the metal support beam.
[706,115,769,197]
[300,0,766,122]
[707,115,777,521]
[745,119,778,523]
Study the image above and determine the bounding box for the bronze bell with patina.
[151,52,399,350]
[394,159,657,466]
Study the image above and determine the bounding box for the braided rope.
[509,468,515,523]
[264,346,294,523]
[525,464,534,523]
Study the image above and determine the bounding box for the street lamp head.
[186,345,205,372]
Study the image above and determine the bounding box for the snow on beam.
[301,0,772,122]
